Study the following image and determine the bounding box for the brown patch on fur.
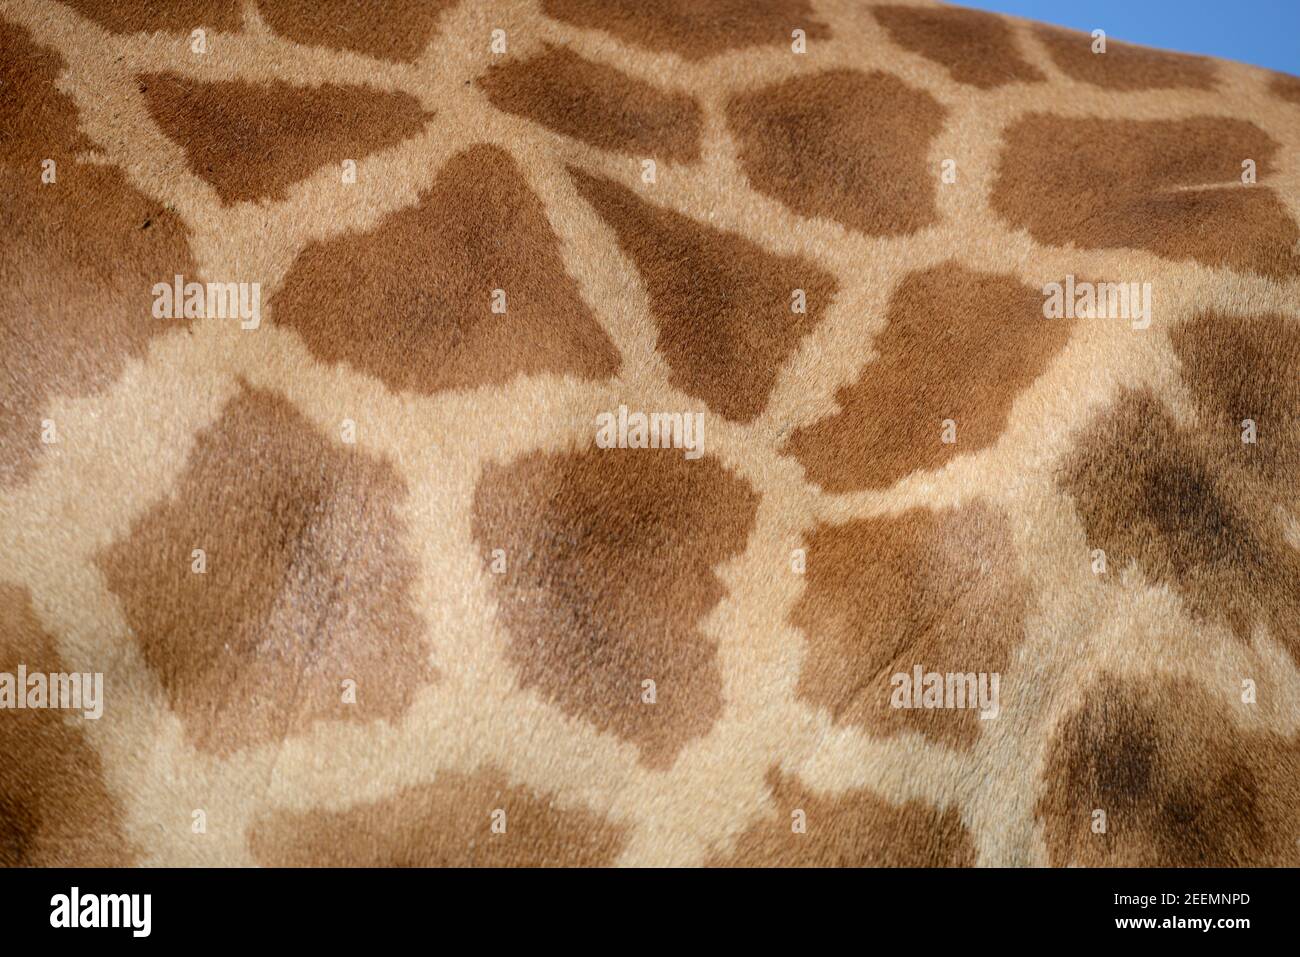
[272,145,619,396]
[993,114,1300,278]
[727,70,945,235]
[1173,312,1300,488]
[1271,72,1300,105]
[249,767,627,866]
[60,0,242,33]
[1059,310,1300,660]
[873,5,1045,88]
[569,168,836,422]
[0,22,195,488]
[1059,389,1300,660]
[0,585,133,866]
[140,73,431,204]
[1035,25,1216,90]
[259,0,457,62]
[1038,674,1300,866]
[786,265,1071,493]
[710,767,975,866]
[790,504,1026,749]
[97,386,433,756]
[478,45,702,163]
[471,447,758,768]
[541,0,830,61]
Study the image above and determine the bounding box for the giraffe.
[2,0,1299,868]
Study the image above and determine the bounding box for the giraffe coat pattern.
[1,0,1299,867]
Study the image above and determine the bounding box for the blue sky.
[958,0,1300,74]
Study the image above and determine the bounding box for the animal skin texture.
[1,0,1299,868]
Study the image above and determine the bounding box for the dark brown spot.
[249,767,627,866]
[478,45,702,163]
[873,5,1045,88]
[0,584,133,866]
[1038,674,1300,866]
[140,73,431,204]
[569,168,836,422]
[1172,311,1300,488]
[786,264,1072,492]
[471,447,759,768]
[271,144,619,396]
[59,0,242,33]
[97,386,434,756]
[541,0,830,61]
[791,504,1027,749]
[1058,388,1300,659]
[1036,24,1217,90]
[1270,72,1300,105]
[0,22,195,488]
[727,69,945,235]
[709,767,975,866]
[259,0,457,62]
[992,114,1300,278]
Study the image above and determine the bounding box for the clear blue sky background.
[958,0,1300,74]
